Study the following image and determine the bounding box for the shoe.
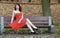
[31,32,36,34]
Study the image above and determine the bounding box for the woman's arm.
[18,12,23,23]
[11,11,15,23]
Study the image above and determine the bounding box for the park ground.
[0,26,60,38]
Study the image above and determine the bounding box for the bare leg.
[26,18,37,29]
[26,22,34,32]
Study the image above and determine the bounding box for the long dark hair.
[14,3,22,21]
[14,3,22,12]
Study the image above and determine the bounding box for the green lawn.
[0,26,60,38]
[4,26,60,34]
[4,26,58,34]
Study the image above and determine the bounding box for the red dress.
[8,12,26,29]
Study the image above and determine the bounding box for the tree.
[41,0,51,16]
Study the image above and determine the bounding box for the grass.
[0,26,60,38]
[5,28,29,31]
[4,26,60,34]
[4,28,50,31]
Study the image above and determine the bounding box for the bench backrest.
[3,16,52,26]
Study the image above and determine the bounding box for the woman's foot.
[31,32,36,34]
[33,28,40,33]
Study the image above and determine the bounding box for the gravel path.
[0,34,55,38]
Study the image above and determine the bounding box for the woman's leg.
[26,22,34,32]
[26,18,37,29]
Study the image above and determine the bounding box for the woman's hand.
[18,18,23,23]
[18,20,21,23]
[11,21,13,24]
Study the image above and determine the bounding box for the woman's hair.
[14,3,22,11]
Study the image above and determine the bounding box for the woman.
[8,3,38,33]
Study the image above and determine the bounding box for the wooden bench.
[0,16,54,34]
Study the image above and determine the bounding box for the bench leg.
[0,17,4,34]
[1,25,4,34]
[51,25,54,33]
[48,25,54,33]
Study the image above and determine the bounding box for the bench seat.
[0,16,54,34]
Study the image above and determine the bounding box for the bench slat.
[25,16,48,20]
[4,25,51,28]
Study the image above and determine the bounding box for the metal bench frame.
[0,16,54,34]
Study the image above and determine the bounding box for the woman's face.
[16,5,19,9]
